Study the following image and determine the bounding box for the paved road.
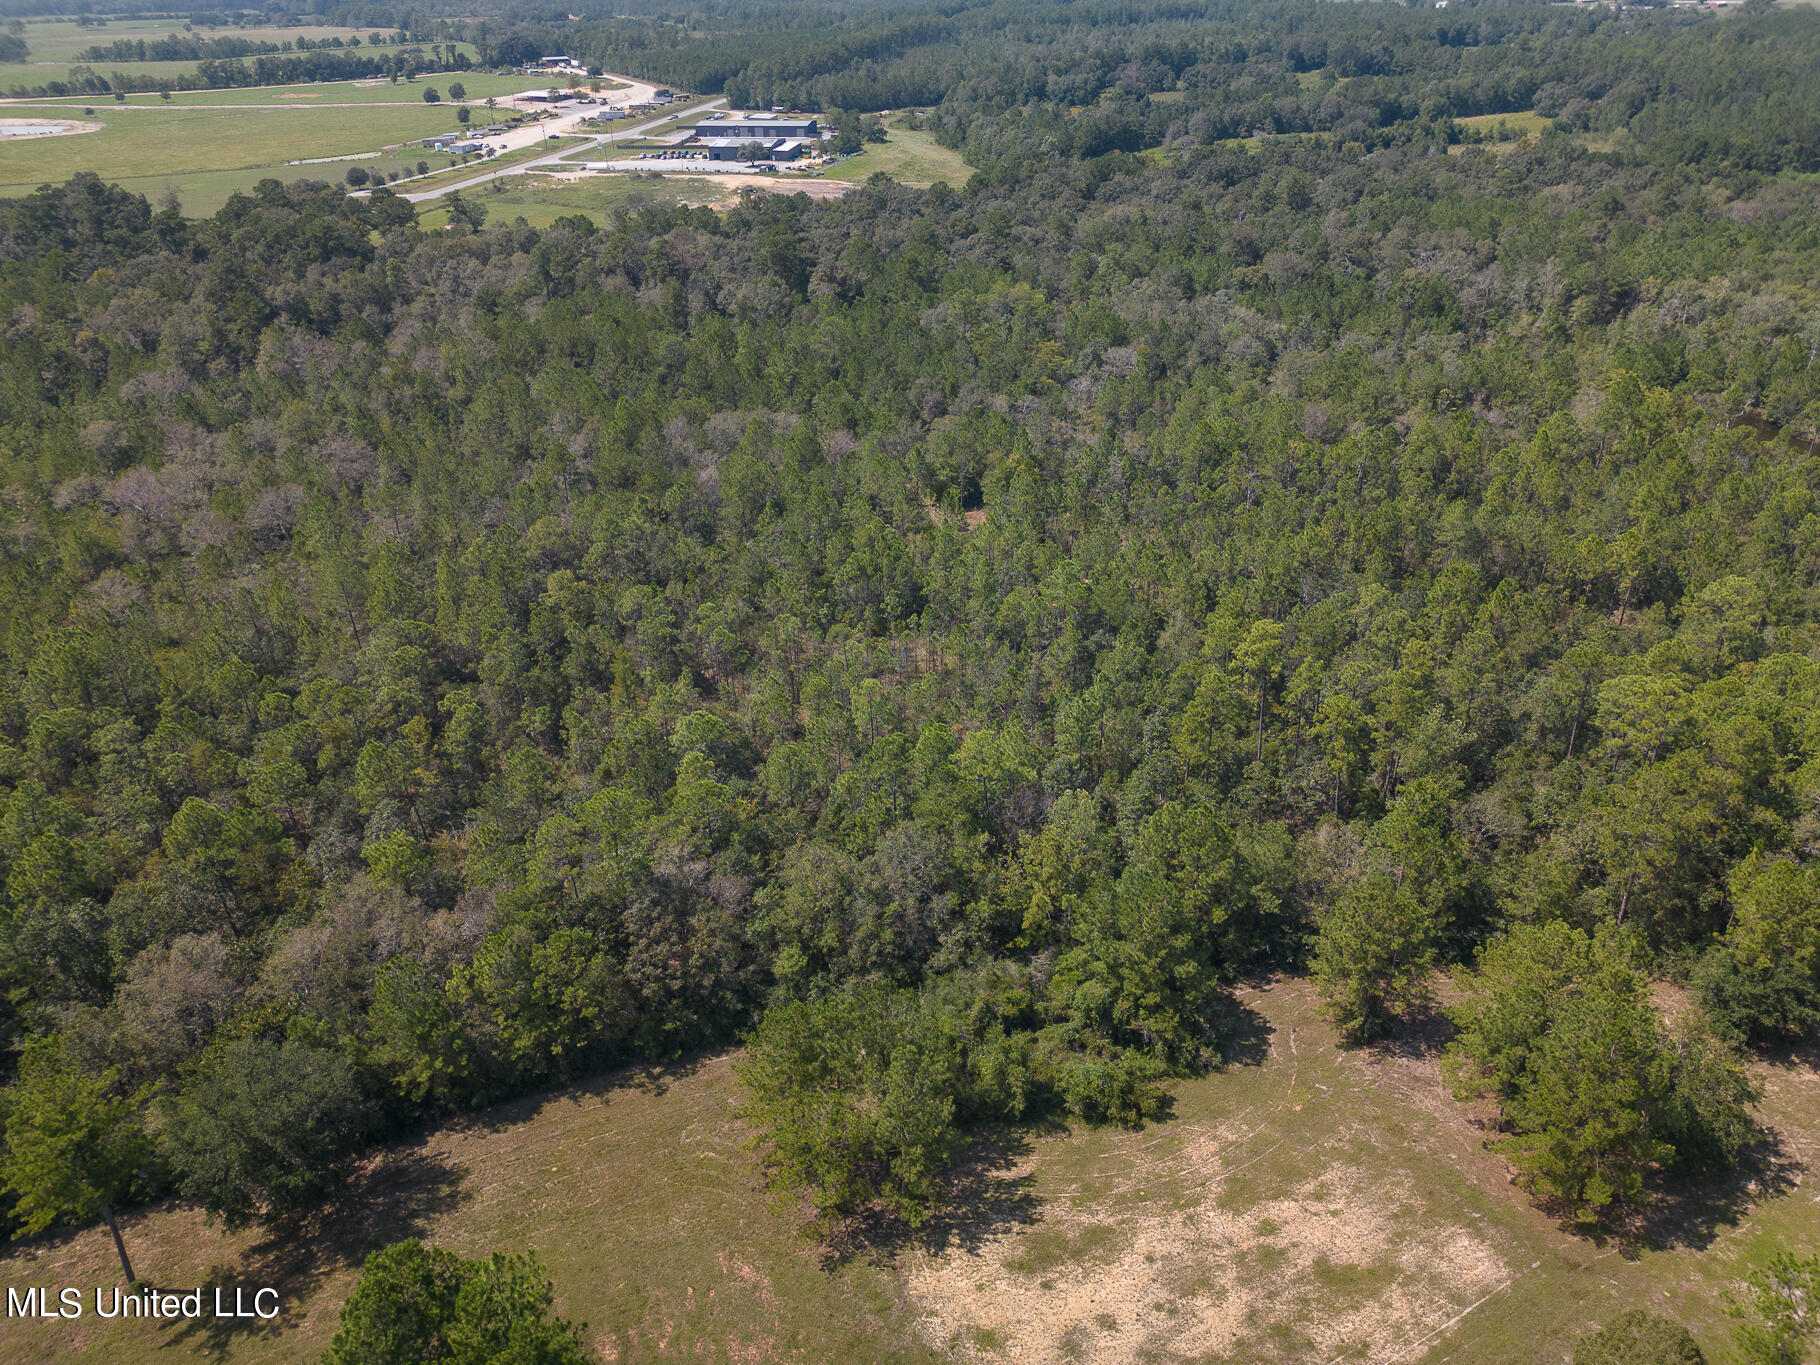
[401,95,725,203]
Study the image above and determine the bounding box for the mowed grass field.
[10,20,382,65]
[0,101,463,208]
[0,977,1810,1365]
[0,20,479,95]
[1,59,221,93]
[1454,110,1553,138]
[19,73,573,108]
[417,171,738,230]
[101,159,428,219]
[826,116,971,187]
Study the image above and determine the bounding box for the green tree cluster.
[1448,924,1756,1219]
[324,1239,592,1365]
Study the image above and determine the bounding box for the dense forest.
[2,0,1820,1284]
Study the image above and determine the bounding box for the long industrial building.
[692,112,820,140]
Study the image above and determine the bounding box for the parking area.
[578,154,774,174]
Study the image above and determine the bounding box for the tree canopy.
[1,0,1817,1245]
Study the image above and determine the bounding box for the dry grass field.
[0,977,1811,1365]
[896,979,1816,1364]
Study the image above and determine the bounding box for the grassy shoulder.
[399,139,592,197]
[0,977,1808,1364]
[588,99,724,143]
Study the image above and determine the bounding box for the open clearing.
[8,19,381,66]
[1448,110,1555,154]
[0,101,461,205]
[1453,111,1552,136]
[826,117,972,186]
[14,73,571,108]
[0,76,680,214]
[0,21,479,94]
[895,978,1816,1364]
[416,171,741,230]
[0,977,1810,1365]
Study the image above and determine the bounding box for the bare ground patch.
[901,1157,1506,1364]
[0,117,101,137]
[899,980,1526,1364]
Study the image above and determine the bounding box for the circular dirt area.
[0,118,101,139]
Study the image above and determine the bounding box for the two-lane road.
[400,95,726,203]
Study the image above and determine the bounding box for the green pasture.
[12,19,383,65]
[1,59,209,93]
[18,73,566,108]
[102,160,414,218]
[824,118,970,187]
[0,102,459,201]
[0,23,480,96]
[1454,109,1552,137]
[416,171,733,230]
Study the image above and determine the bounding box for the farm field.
[0,102,463,205]
[825,116,972,186]
[0,977,1807,1365]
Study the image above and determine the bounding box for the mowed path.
[0,979,1810,1365]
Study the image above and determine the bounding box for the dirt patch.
[0,118,102,139]
[901,1159,1506,1364]
[731,176,854,200]
[277,92,323,99]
